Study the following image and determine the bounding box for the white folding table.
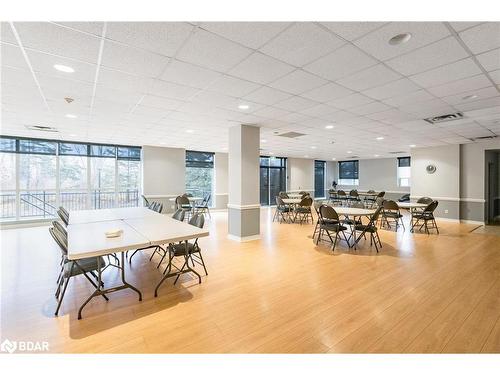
[331,206,376,248]
[67,207,209,318]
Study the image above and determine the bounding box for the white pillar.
[227,124,260,241]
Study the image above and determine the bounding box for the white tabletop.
[332,206,376,216]
[125,216,209,246]
[282,198,302,204]
[69,207,159,224]
[168,196,203,202]
[67,220,150,260]
[397,202,428,209]
[287,193,303,198]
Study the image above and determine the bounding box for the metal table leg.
[77,252,142,320]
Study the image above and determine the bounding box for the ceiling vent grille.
[277,131,306,138]
[25,125,59,133]
[424,112,464,124]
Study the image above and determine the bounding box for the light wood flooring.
[1,208,499,353]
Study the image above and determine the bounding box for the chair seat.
[384,212,402,218]
[64,257,106,277]
[278,207,291,212]
[170,242,199,256]
[412,213,433,219]
[295,207,311,213]
[320,223,347,232]
[355,224,377,233]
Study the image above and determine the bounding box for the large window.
[260,156,287,206]
[0,136,141,222]
[397,157,411,187]
[314,160,326,198]
[185,151,214,206]
[338,160,359,186]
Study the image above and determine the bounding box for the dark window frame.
[314,160,326,198]
[398,156,411,167]
[186,150,215,168]
[338,160,359,180]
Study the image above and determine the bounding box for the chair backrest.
[424,201,439,214]
[319,205,340,222]
[172,209,185,221]
[177,195,190,205]
[349,189,358,197]
[377,191,386,198]
[383,200,399,211]
[148,201,163,213]
[141,195,150,207]
[57,209,69,226]
[204,193,211,205]
[299,196,313,207]
[53,220,67,237]
[370,207,383,223]
[49,226,67,256]
[376,197,385,207]
[188,213,205,229]
[337,190,346,197]
[278,191,289,199]
[417,196,433,204]
[399,193,410,202]
[276,196,285,206]
[367,190,375,194]
[59,206,69,217]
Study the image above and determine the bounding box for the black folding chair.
[353,207,383,252]
[411,201,439,234]
[316,205,350,252]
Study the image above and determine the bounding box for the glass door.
[260,156,287,206]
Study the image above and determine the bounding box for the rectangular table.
[67,207,209,318]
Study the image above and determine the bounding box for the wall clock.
[426,164,437,174]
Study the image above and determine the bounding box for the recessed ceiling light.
[186,129,194,133]
[261,139,267,143]
[389,33,412,45]
[311,146,317,149]
[409,144,416,148]
[374,154,379,157]
[325,125,334,129]
[376,136,384,140]
[238,104,249,110]
[65,114,77,119]
[462,94,478,100]
[54,64,75,73]
[347,151,352,154]
[332,158,336,161]
[159,141,166,145]
[69,133,76,137]
[269,152,274,155]
[304,155,309,158]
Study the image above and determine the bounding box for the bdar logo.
[1,339,17,353]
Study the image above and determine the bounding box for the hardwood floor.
[1,208,499,353]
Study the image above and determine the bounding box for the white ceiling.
[1,21,500,160]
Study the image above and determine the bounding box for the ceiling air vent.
[469,135,498,141]
[277,131,306,138]
[25,125,59,133]
[424,112,464,124]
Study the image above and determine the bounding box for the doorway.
[485,150,500,225]
[260,156,287,206]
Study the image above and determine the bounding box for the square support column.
[227,124,260,241]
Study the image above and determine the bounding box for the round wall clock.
[426,164,437,174]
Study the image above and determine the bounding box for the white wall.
[287,158,314,192]
[142,145,186,212]
[214,152,228,209]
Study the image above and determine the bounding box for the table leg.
[77,252,142,320]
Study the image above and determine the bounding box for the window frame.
[314,160,326,198]
[397,157,411,187]
[338,160,359,186]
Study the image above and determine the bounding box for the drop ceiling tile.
[260,23,345,67]
[94,85,143,105]
[449,22,483,33]
[205,75,260,98]
[385,37,469,76]
[304,44,377,81]
[1,22,16,44]
[274,95,318,111]
[53,22,104,36]
[382,89,435,107]
[349,101,392,115]
[1,43,27,70]
[320,22,387,41]
[145,78,199,100]
[201,22,290,49]
[459,22,500,55]
[140,94,185,110]
[252,106,291,119]
[441,86,499,106]
[106,22,193,57]
[328,93,374,109]
[426,74,492,97]
[160,59,221,88]
[476,48,500,72]
[268,69,327,95]
[453,96,500,112]
[301,82,354,102]
[409,58,482,88]
[490,69,500,84]
[362,78,421,100]
[354,22,451,61]
[228,52,295,84]
[298,103,338,117]
[13,22,101,64]
[241,87,291,108]
[336,64,402,91]
[177,29,252,72]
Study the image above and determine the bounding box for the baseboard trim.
[460,219,485,225]
[227,234,260,242]
[227,204,260,210]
